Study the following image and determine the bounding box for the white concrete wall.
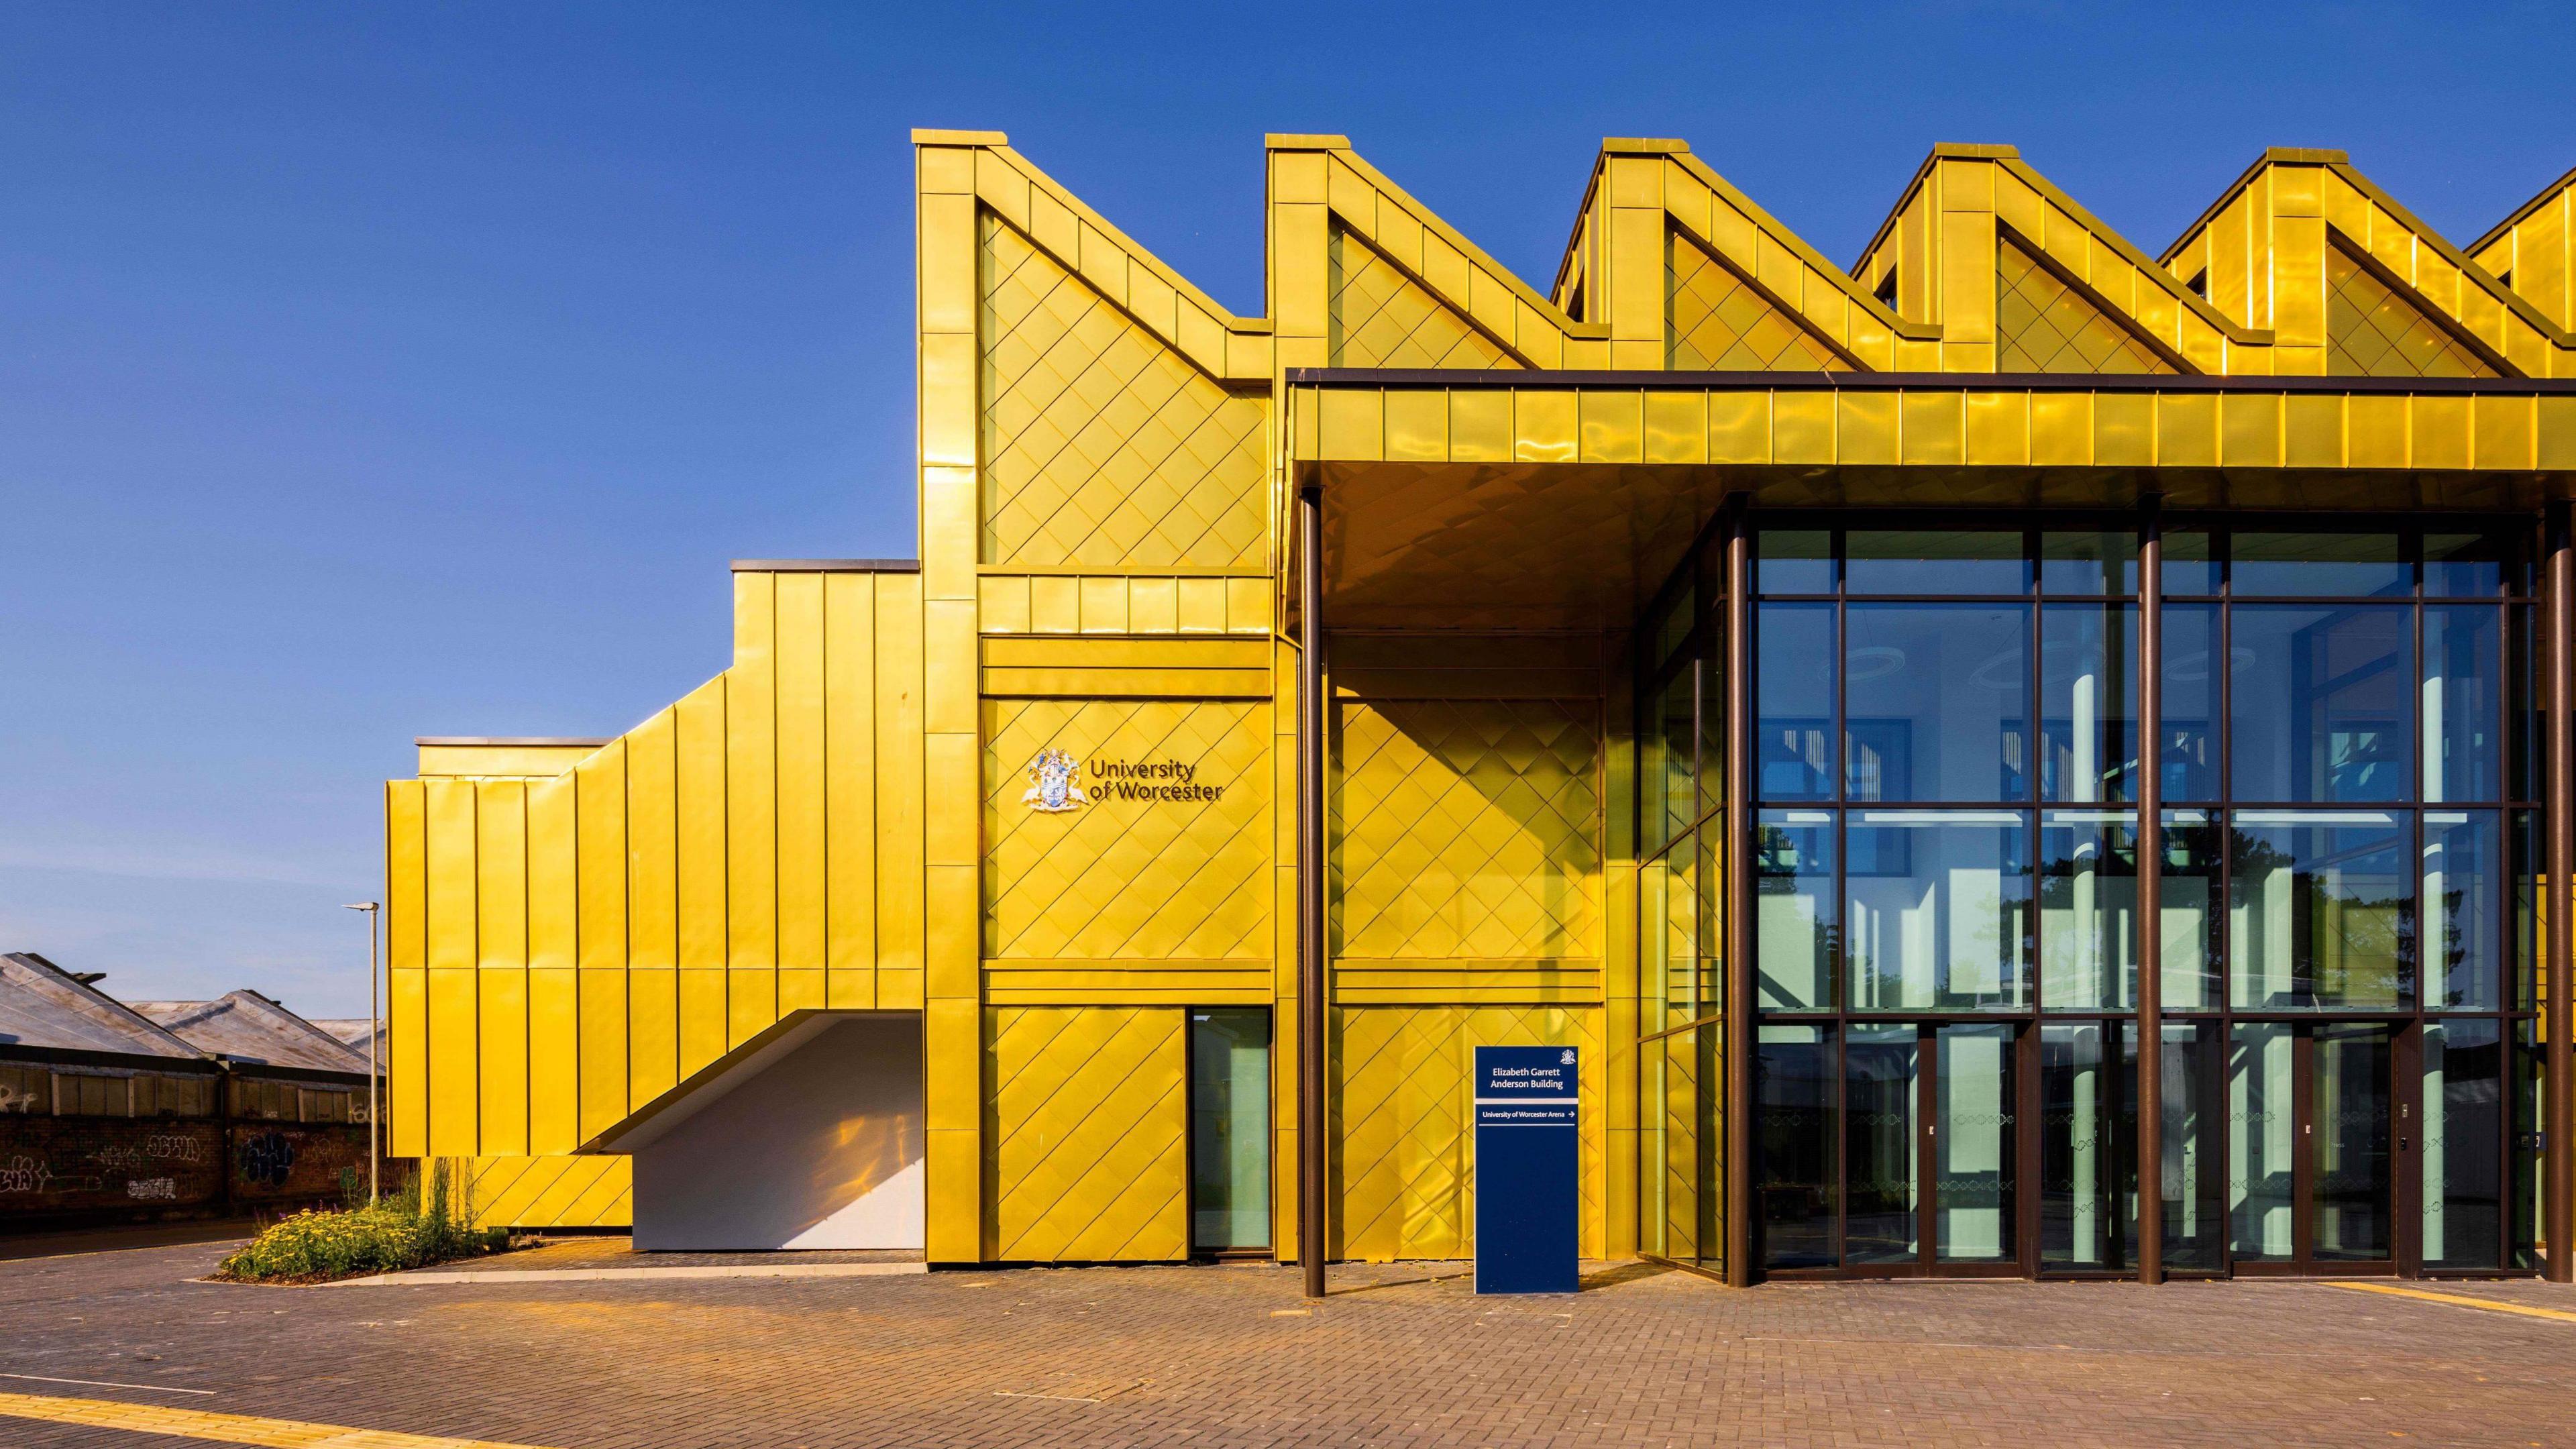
[631,1014,924,1251]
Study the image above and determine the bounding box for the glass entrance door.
[1759,1020,2025,1275]
[2228,1021,2403,1274]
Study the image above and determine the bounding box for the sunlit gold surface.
[392,125,2576,1268]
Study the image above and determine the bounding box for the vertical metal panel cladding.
[984,1006,1187,1260]
[385,781,429,1157]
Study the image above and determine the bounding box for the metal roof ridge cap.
[414,735,616,747]
[2468,162,2576,258]
[729,558,923,572]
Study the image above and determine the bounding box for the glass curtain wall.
[1707,518,2541,1280]
[1640,546,1725,1274]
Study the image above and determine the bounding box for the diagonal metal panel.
[1666,231,1844,372]
[2327,244,2501,378]
[1329,228,1523,370]
[984,700,1270,961]
[1996,237,2175,374]
[1331,1004,1605,1261]
[979,216,1267,570]
[1334,700,1601,961]
[987,1006,1187,1260]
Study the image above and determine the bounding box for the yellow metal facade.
[390,129,2576,1268]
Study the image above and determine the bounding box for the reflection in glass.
[1845,1024,1919,1264]
[2424,531,2508,597]
[2424,1018,2503,1270]
[2158,602,2221,801]
[2515,810,2538,1011]
[2039,812,2137,1011]
[1845,529,2027,594]
[2158,811,2222,1009]
[1189,1010,1271,1250]
[2424,811,2500,1009]
[2040,604,2138,802]
[1847,813,2031,1011]
[2512,606,2538,801]
[2232,531,2408,597]
[2313,1023,2393,1261]
[1758,529,1832,593]
[2040,1022,2123,1268]
[2162,529,2218,594]
[2159,1022,2222,1270]
[1697,827,1723,1015]
[1758,1025,1835,1269]
[1758,604,1833,800]
[2513,1021,2544,1269]
[2040,1021,2218,1273]
[1935,1024,2015,1262]
[2229,1023,2297,1260]
[2232,606,2411,803]
[2229,812,2412,1010]
[1662,839,1698,1016]
[1650,663,1697,850]
[2039,530,2137,595]
[1844,604,2029,802]
[1756,813,1833,1010]
[2423,604,2499,802]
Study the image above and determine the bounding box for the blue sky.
[4,1,2571,1016]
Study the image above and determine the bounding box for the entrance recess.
[2229,1021,2408,1275]
[1758,1020,2024,1276]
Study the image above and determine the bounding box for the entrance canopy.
[1292,369,2576,631]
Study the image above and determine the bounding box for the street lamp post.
[343,901,381,1203]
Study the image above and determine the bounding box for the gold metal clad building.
[388,132,2576,1285]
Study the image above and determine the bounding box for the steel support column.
[2136,497,2165,1285]
[2548,502,2575,1283]
[1722,497,1756,1287]
[1297,481,1330,1299]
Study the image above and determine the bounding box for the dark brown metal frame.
[1723,496,1756,1286]
[2137,496,2165,1283]
[1717,508,2546,1283]
[2548,501,2575,1284]
[2224,1020,2409,1278]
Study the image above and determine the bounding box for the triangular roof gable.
[2469,164,2576,332]
[1550,140,1921,370]
[1853,146,2257,374]
[1269,136,1606,371]
[2161,149,2576,378]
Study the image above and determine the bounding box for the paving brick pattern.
[3,1241,2573,1448]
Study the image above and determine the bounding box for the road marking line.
[0,1390,564,1448]
[0,1372,215,1395]
[2326,1281,2576,1324]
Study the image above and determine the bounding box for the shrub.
[217,1161,500,1283]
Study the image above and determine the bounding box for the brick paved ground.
[1,1238,2572,1448]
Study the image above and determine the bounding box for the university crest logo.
[1022,748,1089,813]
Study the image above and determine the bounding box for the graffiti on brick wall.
[236,1132,294,1189]
[1,1116,371,1216]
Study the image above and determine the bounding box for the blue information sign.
[1472,1044,1579,1294]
